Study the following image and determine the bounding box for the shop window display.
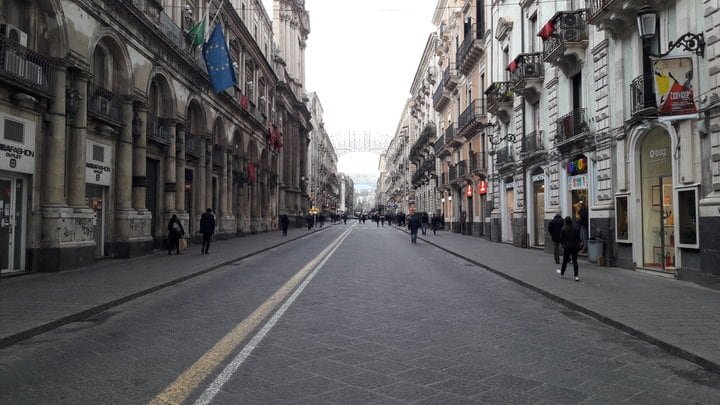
[677,188,698,247]
[616,195,629,242]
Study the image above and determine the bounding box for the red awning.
[538,20,555,41]
[507,58,519,72]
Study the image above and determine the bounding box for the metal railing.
[88,83,122,123]
[434,135,446,154]
[510,53,544,83]
[432,83,445,106]
[496,148,513,165]
[486,82,514,109]
[0,36,54,95]
[457,23,482,69]
[185,134,203,156]
[588,0,613,21]
[212,146,225,166]
[444,125,455,144]
[457,160,468,178]
[146,114,172,144]
[543,11,588,60]
[159,11,187,51]
[522,131,543,154]
[458,99,486,132]
[556,108,588,142]
[449,164,459,182]
[131,0,161,22]
[630,73,658,117]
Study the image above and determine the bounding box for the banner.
[653,57,698,121]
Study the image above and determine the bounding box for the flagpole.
[208,0,225,33]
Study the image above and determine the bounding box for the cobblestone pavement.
[3,224,719,403]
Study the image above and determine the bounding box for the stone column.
[226,151,233,217]
[195,137,207,221]
[206,141,213,211]
[44,63,68,207]
[175,125,186,212]
[164,120,177,213]
[219,148,227,216]
[67,70,90,209]
[132,105,148,211]
[116,98,134,211]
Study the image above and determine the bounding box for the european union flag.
[203,24,236,93]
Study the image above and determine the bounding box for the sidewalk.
[0,226,327,348]
[409,228,720,372]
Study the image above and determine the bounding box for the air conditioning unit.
[0,24,28,47]
[562,13,580,27]
[24,61,43,85]
[562,29,580,42]
[523,63,537,76]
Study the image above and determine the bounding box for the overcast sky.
[261,0,437,179]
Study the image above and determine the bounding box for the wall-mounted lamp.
[637,6,705,58]
[484,123,516,146]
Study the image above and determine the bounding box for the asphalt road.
[2,223,720,404]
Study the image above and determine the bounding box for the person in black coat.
[420,212,429,235]
[408,214,421,244]
[279,213,290,236]
[199,208,216,254]
[557,216,582,281]
[548,212,564,264]
[167,214,184,255]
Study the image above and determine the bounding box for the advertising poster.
[653,57,698,121]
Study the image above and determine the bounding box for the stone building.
[307,92,339,215]
[338,173,354,215]
[0,0,310,273]
[379,100,415,215]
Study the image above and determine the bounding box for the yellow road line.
[150,225,354,405]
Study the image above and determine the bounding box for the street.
[2,224,720,404]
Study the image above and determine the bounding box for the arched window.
[92,46,110,88]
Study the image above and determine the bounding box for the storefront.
[502,178,515,243]
[85,140,112,258]
[566,155,589,223]
[530,168,545,247]
[0,113,34,273]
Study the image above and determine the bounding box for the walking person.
[557,216,582,281]
[578,201,589,253]
[306,213,314,230]
[431,214,438,235]
[408,214,421,244]
[420,212,429,235]
[548,212,564,265]
[279,213,290,236]
[200,208,215,254]
[167,214,184,255]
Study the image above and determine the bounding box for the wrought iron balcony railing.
[542,11,588,62]
[510,53,544,85]
[449,164,459,182]
[496,148,513,166]
[146,114,172,144]
[185,134,203,156]
[456,23,484,75]
[457,99,486,137]
[0,35,54,96]
[212,146,225,166]
[88,83,122,123]
[444,125,455,144]
[457,160,468,178]
[556,108,589,143]
[630,73,658,117]
[434,135,446,154]
[486,82,514,112]
[522,131,543,154]
[469,152,487,173]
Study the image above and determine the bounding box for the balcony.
[587,0,673,37]
[442,64,460,92]
[469,152,487,175]
[444,125,463,148]
[146,114,172,144]
[212,146,225,166]
[449,164,459,183]
[185,134,203,157]
[0,36,54,97]
[159,10,188,51]
[485,81,514,123]
[88,83,122,124]
[457,160,469,180]
[509,53,544,103]
[440,172,450,188]
[456,24,484,76]
[542,11,588,76]
[457,99,487,139]
[521,131,544,156]
[434,134,451,158]
[629,73,658,119]
[432,82,450,112]
[495,148,514,167]
[556,108,590,143]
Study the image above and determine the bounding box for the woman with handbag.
[557,216,582,281]
[167,214,185,255]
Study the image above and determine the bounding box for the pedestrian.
[167,214,184,255]
[199,208,215,254]
[342,213,347,225]
[430,214,438,235]
[578,201,589,252]
[557,216,582,281]
[319,213,325,228]
[380,215,385,227]
[279,213,290,236]
[408,214,421,244]
[420,212,429,235]
[306,213,314,230]
[548,212,564,265]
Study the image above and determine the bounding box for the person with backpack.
[199,208,216,254]
[167,214,184,255]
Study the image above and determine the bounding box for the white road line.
[194,226,354,405]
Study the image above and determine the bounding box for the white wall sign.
[568,174,588,190]
[0,115,36,174]
[532,174,545,183]
[86,141,112,186]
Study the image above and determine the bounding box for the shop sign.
[465,185,473,197]
[0,118,35,175]
[568,174,588,190]
[653,57,699,121]
[532,174,545,183]
[505,181,515,189]
[85,141,112,186]
[566,157,587,176]
[477,180,488,195]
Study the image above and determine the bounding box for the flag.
[203,23,237,93]
[268,122,276,146]
[538,20,555,41]
[507,58,519,72]
[239,94,249,110]
[247,163,257,183]
[274,127,282,150]
[187,20,206,47]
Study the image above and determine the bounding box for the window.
[4,119,24,143]
[615,195,629,242]
[529,14,538,53]
[677,187,699,248]
[92,144,105,162]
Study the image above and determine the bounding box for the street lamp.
[485,123,516,146]
[636,6,706,58]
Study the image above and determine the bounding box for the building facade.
[307,93,339,215]
[0,0,310,273]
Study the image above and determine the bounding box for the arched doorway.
[502,176,515,243]
[639,127,675,271]
[530,166,545,247]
